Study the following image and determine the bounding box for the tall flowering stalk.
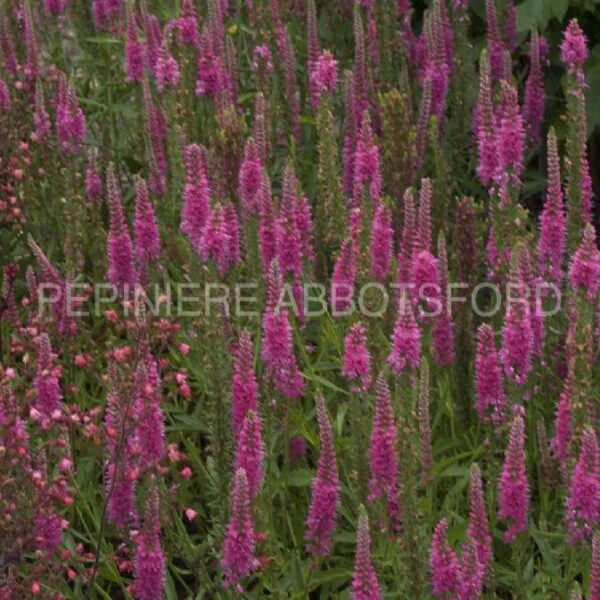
[388,293,421,376]
[561,19,593,249]
[417,361,433,483]
[523,30,545,148]
[231,330,259,437]
[221,468,259,591]
[498,412,529,543]
[234,410,265,500]
[467,464,492,572]
[56,74,86,155]
[369,203,393,281]
[569,224,600,302]
[501,257,533,385]
[342,323,372,392]
[429,518,460,598]
[134,176,161,283]
[133,488,165,600]
[485,0,504,81]
[261,260,304,398]
[134,355,165,468]
[475,51,496,187]
[494,80,524,207]
[368,374,401,530]
[125,5,144,83]
[475,324,506,425]
[397,188,416,286]
[565,428,600,543]
[106,165,138,291]
[239,138,262,217]
[35,333,62,417]
[433,235,454,366]
[331,238,357,316]
[537,129,566,287]
[181,144,210,253]
[351,509,382,600]
[305,396,340,557]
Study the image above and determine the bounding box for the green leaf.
[516,0,551,32]
[287,469,314,487]
[551,0,569,21]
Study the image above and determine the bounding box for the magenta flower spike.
[475,324,506,425]
[460,535,485,600]
[155,40,181,92]
[369,203,393,281]
[33,81,52,145]
[261,260,304,398]
[305,396,340,557]
[277,165,303,278]
[181,144,211,253]
[553,385,571,463]
[523,30,545,148]
[125,6,144,83]
[311,50,338,103]
[0,77,10,112]
[467,464,492,572]
[494,80,525,205]
[498,413,529,543]
[331,238,357,316]
[106,165,138,291]
[351,509,382,600]
[388,293,421,376]
[200,204,231,277]
[134,358,165,468]
[105,389,138,530]
[306,0,320,98]
[538,130,566,286]
[352,112,381,205]
[258,170,278,273]
[177,0,199,46]
[501,261,533,385]
[56,75,86,155]
[566,428,600,543]
[368,374,401,530]
[86,149,103,202]
[417,178,432,253]
[569,224,600,301]
[134,176,161,279]
[429,518,460,598]
[485,0,504,81]
[0,16,18,76]
[234,410,265,500]
[433,236,454,366]
[560,19,588,72]
[475,51,496,186]
[343,71,357,196]
[231,330,259,437]
[134,488,165,600]
[342,323,372,392]
[296,193,315,264]
[239,138,262,217]
[221,468,259,591]
[397,188,417,285]
[35,333,62,417]
[223,202,241,268]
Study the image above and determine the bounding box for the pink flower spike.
[221,469,259,590]
[342,323,372,392]
[305,396,340,557]
[566,428,600,544]
[498,413,529,543]
[351,509,382,600]
[429,518,460,598]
